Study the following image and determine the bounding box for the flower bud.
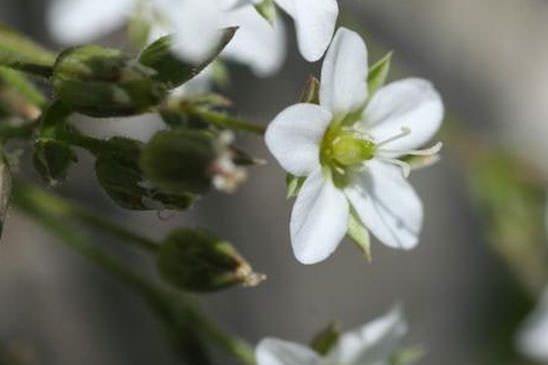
[94,137,193,211]
[157,228,264,292]
[140,129,246,195]
[52,45,166,117]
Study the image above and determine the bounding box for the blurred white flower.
[516,288,548,362]
[272,0,338,62]
[47,0,286,77]
[256,307,407,365]
[265,27,444,264]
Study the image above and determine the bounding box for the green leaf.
[254,0,277,26]
[367,51,393,95]
[309,322,340,356]
[286,173,305,199]
[139,28,237,89]
[157,228,264,292]
[347,206,371,261]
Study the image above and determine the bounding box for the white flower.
[516,288,548,362]
[256,308,407,365]
[47,0,286,76]
[265,27,444,264]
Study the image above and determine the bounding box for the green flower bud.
[139,28,237,89]
[52,45,166,117]
[94,137,193,211]
[140,129,246,195]
[157,228,264,293]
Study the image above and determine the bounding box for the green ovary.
[320,123,376,170]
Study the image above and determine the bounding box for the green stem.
[11,181,256,365]
[188,107,266,136]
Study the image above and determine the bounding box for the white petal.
[327,307,407,364]
[256,338,321,365]
[169,0,224,63]
[290,168,348,264]
[265,104,331,176]
[345,160,423,250]
[272,0,296,16]
[277,0,338,62]
[222,8,287,76]
[516,288,548,362]
[47,0,133,44]
[365,78,444,155]
[320,27,369,116]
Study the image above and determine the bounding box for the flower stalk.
[11,181,257,365]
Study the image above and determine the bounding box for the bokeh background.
[1,0,547,364]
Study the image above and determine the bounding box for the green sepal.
[347,206,371,261]
[139,28,237,89]
[33,140,78,184]
[254,0,277,26]
[157,228,263,293]
[286,173,305,199]
[299,76,320,104]
[52,45,166,117]
[367,51,393,95]
[140,129,217,195]
[94,137,194,211]
[33,101,77,184]
[309,322,341,356]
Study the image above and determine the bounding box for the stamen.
[377,157,411,178]
[378,142,443,157]
[377,127,411,147]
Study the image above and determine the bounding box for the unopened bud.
[157,228,265,292]
[140,129,247,195]
[94,137,193,211]
[52,45,166,117]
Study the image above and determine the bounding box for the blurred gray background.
[0,0,547,364]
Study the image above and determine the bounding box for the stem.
[11,182,256,365]
[188,107,266,136]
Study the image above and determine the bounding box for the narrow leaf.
[309,322,340,356]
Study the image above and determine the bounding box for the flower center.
[320,123,376,173]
